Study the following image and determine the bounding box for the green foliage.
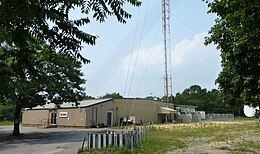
[0,104,14,121]
[84,95,96,100]
[145,96,163,101]
[205,0,260,107]
[0,0,141,136]
[174,85,235,114]
[0,41,86,135]
[0,0,141,63]
[101,92,123,99]
[0,43,86,108]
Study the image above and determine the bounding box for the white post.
[92,134,96,148]
[130,133,134,149]
[144,126,147,142]
[119,134,123,147]
[114,133,117,146]
[135,131,138,146]
[88,133,91,148]
[98,134,101,148]
[103,133,106,147]
[140,129,142,143]
[124,133,128,148]
[108,134,112,146]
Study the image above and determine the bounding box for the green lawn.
[0,121,13,126]
[79,119,260,154]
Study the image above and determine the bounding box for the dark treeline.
[173,85,243,116]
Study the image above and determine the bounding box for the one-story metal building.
[22,98,176,128]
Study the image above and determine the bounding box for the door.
[50,110,57,125]
[107,111,113,126]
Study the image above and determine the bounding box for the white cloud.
[120,32,221,96]
[172,32,208,67]
[121,43,164,76]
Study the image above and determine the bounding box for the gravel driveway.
[0,126,104,154]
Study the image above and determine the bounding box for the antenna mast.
[162,0,172,103]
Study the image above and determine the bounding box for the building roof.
[32,98,113,109]
[158,107,176,114]
[175,104,198,108]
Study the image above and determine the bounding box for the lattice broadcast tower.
[162,0,172,103]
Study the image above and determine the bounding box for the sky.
[72,0,221,98]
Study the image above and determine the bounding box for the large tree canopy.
[0,0,141,136]
[205,0,260,107]
[174,85,236,114]
[0,0,141,63]
[0,41,86,135]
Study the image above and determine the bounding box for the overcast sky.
[74,0,221,98]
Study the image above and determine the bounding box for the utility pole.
[162,0,172,103]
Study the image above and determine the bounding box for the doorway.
[107,111,113,126]
[50,110,57,125]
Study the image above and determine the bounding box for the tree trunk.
[13,104,22,136]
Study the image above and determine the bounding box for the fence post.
[144,126,147,142]
[92,134,96,148]
[119,133,123,147]
[114,132,117,146]
[88,133,91,148]
[81,136,86,150]
[124,133,128,148]
[108,133,112,146]
[130,132,134,150]
[139,130,142,145]
[103,133,106,147]
[98,134,101,148]
[135,131,139,146]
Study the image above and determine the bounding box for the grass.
[78,146,135,154]
[78,119,260,154]
[232,140,260,153]
[0,121,13,126]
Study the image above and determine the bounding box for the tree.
[84,95,96,100]
[205,0,260,107]
[0,42,86,136]
[146,96,163,101]
[174,85,233,114]
[0,0,141,136]
[101,92,123,99]
[175,85,208,111]
[0,0,141,63]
